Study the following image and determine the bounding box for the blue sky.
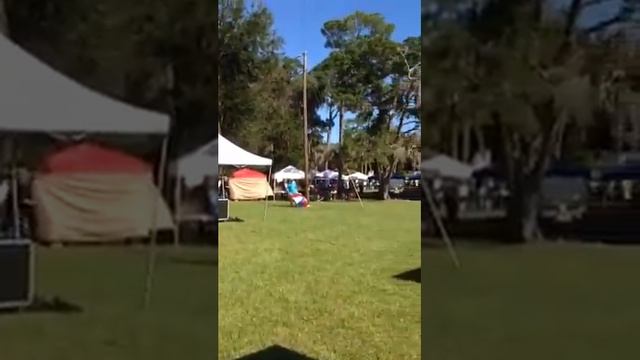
[261,0,420,143]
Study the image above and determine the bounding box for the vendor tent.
[316,169,349,180]
[176,138,217,188]
[316,169,338,179]
[0,34,172,308]
[348,172,369,181]
[171,138,217,246]
[32,143,174,243]
[218,135,273,219]
[273,165,305,183]
[229,168,274,200]
[219,135,272,166]
[422,155,473,180]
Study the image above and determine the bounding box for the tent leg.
[173,176,182,247]
[11,163,20,239]
[143,136,169,309]
[263,166,271,221]
[351,178,364,208]
[423,180,460,268]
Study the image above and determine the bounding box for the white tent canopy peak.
[0,34,170,134]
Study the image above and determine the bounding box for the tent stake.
[423,180,460,268]
[173,176,181,247]
[350,177,364,208]
[143,136,169,309]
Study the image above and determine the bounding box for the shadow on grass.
[221,217,245,223]
[0,296,82,315]
[393,268,421,283]
[169,257,217,267]
[234,345,317,360]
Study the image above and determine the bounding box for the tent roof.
[219,135,272,166]
[422,155,473,179]
[41,143,150,174]
[347,171,369,180]
[0,35,169,134]
[232,168,267,179]
[176,138,217,187]
[274,165,305,181]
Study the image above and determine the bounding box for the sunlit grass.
[219,200,420,360]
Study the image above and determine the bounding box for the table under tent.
[0,33,172,308]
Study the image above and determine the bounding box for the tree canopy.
[424,0,640,241]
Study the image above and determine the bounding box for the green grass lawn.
[425,242,640,360]
[219,200,421,360]
[0,246,216,360]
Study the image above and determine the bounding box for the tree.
[218,1,327,170]
[317,12,421,199]
[425,0,639,242]
[0,0,7,35]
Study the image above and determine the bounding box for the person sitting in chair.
[286,180,309,208]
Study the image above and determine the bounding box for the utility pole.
[302,51,310,199]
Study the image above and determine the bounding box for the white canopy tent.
[219,135,272,166]
[313,169,364,206]
[172,138,217,246]
[218,135,273,220]
[273,165,305,183]
[0,34,171,308]
[348,172,369,181]
[422,155,473,180]
[176,139,217,188]
[0,35,170,134]
[315,169,349,181]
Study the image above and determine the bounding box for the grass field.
[0,246,216,360]
[219,200,421,360]
[425,242,640,359]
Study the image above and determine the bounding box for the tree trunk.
[462,122,471,162]
[337,105,345,198]
[451,123,459,159]
[506,177,543,243]
[474,124,486,153]
[378,168,391,200]
[0,0,9,36]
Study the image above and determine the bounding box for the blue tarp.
[599,164,640,180]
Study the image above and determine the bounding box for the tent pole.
[10,137,20,239]
[11,166,19,238]
[351,178,364,208]
[143,136,169,309]
[263,165,271,221]
[423,179,460,268]
[173,174,181,247]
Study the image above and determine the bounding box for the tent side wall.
[228,177,274,200]
[32,173,174,243]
